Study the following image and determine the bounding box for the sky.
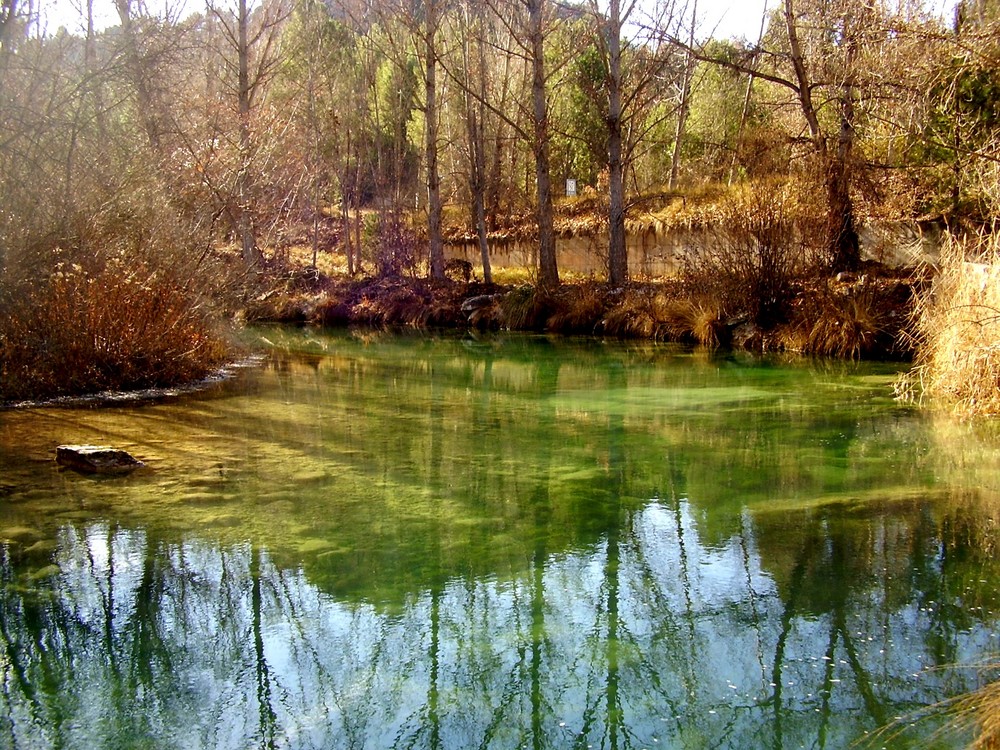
[697,0,958,40]
[697,0,774,41]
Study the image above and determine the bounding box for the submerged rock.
[55,445,144,475]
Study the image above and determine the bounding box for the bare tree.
[440,0,563,286]
[667,0,696,191]
[332,0,446,279]
[527,0,558,287]
[582,0,684,285]
[663,0,888,272]
[423,0,445,280]
[207,0,289,269]
[451,0,496,283]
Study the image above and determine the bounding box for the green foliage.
[927,57,1000,152]
[547,23,606,188]
[919,54,1000,217]
[685,45,758,181]
[561,44,607,186]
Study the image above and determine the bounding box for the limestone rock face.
[56,445,144,475]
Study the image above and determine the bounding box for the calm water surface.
[1,329,999,749]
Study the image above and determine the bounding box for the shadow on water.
[0,328,998,748]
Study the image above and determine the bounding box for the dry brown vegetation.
[904,236,1000,414]
[242,243,919,361]
[782,275,915,359]
[240,179,919,359]
[0,258,232,402]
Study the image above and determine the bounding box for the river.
[0,328,997,749]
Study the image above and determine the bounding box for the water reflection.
[1,501,995,749]
[0,331,997,749]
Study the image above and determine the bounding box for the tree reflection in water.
[0,499,994,749]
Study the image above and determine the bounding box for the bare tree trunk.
[306,52,321,269]
[0,0,20,55]
[353,181,363,273]
[827,18,860,272]
[474,187,492,283]
[783,0,823,150]
[425,0,444,280]
[485,49,513,231]
[469,108,492,283]
[461,4,492,284]
[466,99,493,284]
[341,189,353,275]
[341,123,354,276]
[528,0,558,288]
[606,0,627,286]
[784,0,860,272]
[237,0,261,270]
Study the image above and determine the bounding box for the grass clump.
[952,674,1000,750]
[0,258,231,402]
[545,282,609,334]
[598,285,724,346]
[904,236,1000,414]
[785,275,912,359]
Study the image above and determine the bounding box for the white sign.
[566,179,577,197]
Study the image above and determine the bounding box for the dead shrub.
[369,213,419,278]
[0,261,231,402]
[683,179,820,329]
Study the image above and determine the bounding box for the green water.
[1,329,1000,749]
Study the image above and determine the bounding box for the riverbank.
[242,262,920,360]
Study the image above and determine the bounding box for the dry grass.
[0,260,231,402]
[498,286,551,330]
[956,676,1000,750]
[546,282,609,334]
[597,285,723,346]
[311,277,476,329]
[905,236,1000,414]
[785,277,912,359]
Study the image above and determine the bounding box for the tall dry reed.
[907,235,1000,414]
